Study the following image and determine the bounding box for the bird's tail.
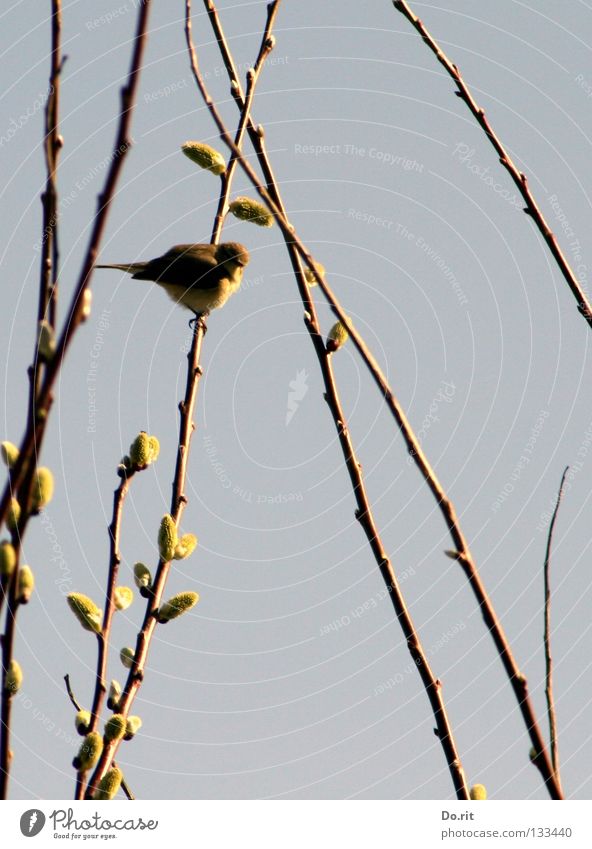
[95,262,147,275]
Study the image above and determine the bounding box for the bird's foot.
[189,311,209,334]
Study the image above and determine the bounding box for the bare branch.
[543,466,568,792]
[392,0,592,327]
[188,0,563,801]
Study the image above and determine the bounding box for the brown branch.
[0,537,23,799]
[84,5,281,799]
[198,0,469,800]
[73,469,135,800]
[0,0,152,534]
[543,467,568,793]
[392,0,592,327]
[64,675,134,801]
[210,0,280,245]
[192,1,562,800]
[85,317,206,798]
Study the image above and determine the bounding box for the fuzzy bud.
[31,466,54,512]
[124,715,142,741]
[104,714,126,743]
[181,141,226,176]
[470,784,487,800]
[229,196,274,228]
[129,432,160,468]
[4,659,22,695]
[107,680,122,711]
[158,514,178,562]
[157,591,199,624]
[1,441,19,469]
[75,710,91,735]
[304,261,325,287]
[17,565,35,604]
[94,767,123,801]
[7,498,21,531]
[113,586,134,611]
[0,541,17,578]
[120,647,135,669]
[67,593,103,634]
[326,320,349,353]
[133,562,152,595]
[174,533,198,560]
[37,320,56,361]
[74,732,103,771]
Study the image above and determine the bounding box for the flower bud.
[7,498,20,531]
[0,541,17,578]
[113,586,133,611]
[470,784,487,800]
[129,432,160,468]
[182,141,226,175]
[4,659,22,695]
[158,514,178,562]
[94,767,123,801]
[37,319,56,360]
[229,196,274,227]
[104,714,126,743]
[67,593,103,634]
[157,591,199,624]
[31,466,54,511]
[304,261,325,287]
[17,565,35,604]
[74,731,103,771]
[124,715,142,741]
[107,680,122,711]
[326,320,349,353]
[120,647,135,669]
[75,709,91,735]
[174,533,198,560]
[1,441,19,469]
[133,562,152,594]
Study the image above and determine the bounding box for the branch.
[199,0,469,799]
[192,0,562,800]
[0,0,152,533]
[392,0,592,327]
[210,0,280,244]
[85,5,282,798]
[85,318,206,798]
[543,467,568,792]
[74,469,135,799]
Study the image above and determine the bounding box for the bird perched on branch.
[96,242,250,315]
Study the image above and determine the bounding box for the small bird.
[96,242,249,315]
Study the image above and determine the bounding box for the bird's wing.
[133,244,222,289]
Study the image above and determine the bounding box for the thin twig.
[210,0,280,244]
[64,675,134,800]
[192,0,562,800]
[392,0,592,327]
[73,470,135,799]
[543,467,568,792]
[85,318,206,798]
[198,0,469,799]
[0,0,152,535]
[84,6,281,798]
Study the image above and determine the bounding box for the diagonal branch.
[85,2,282,800]
[0,0,152,534]
[197,0,469,799]
[543,466,568,793]
[392,0,592,327]
[191,0,562,800]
